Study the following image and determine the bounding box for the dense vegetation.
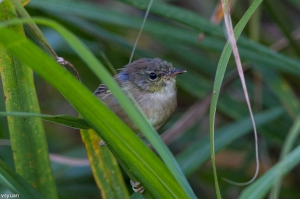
[1,0,300,198]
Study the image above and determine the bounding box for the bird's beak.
[169,69,187,77]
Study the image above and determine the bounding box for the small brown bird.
[94,58,186,134]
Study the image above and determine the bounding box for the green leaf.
[239,144,300,199]
[177,107,284,176]
[0,1,57,198]
[0,112,90,129]
[259,69,300,119]
[0,160,45,199]
[270,112,300,197]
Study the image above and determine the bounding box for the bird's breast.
[137,84,177,131]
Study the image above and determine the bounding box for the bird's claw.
[56,57,69,65]
[130,180,145,193]
[99,140,107,146]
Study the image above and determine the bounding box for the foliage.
[0,0,300,198]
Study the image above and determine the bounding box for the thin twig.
[100,52,117,75]
[49,154,90,166]
[129,0,153,63]
[0,139,11,146]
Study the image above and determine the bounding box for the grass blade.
[177,107,283,177]
[0,112,90,129]
[270,113,300,197]
[239,144,300,199]
[209,0,262,196]
[0,160,45,199]
[0,1,57,198]
[220,0,259,186]
[260,69,300,119]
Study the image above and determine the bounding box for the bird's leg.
[56,57,68,65]
[130,180,145,193]
[56,57,81,81]
[99,140,107,146]
[98,141,144,192]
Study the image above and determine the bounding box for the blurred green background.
[1,0,300,198]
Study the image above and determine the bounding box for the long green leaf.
[0,22,190,199]
[118,0,223,37]
[260,69,300,119]
[239,145,300,199]
[0,1,57,198]
[0,160,45,199]
[177,107,284,176]
[270,112,300,198]
[0,112,90,129]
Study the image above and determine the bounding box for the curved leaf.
[177,107,284,176]
[0,112,90,129]
[239,145,300,199]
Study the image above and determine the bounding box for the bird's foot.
[130,180,145,193]
[56,57,81,81]
[99,140,107,146]
[56,57,69,65]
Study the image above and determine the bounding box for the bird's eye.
[149,72,157,80]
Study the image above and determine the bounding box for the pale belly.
[139,89,177,131]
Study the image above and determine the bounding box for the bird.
[94,58,186,193]
[94,58,186,135]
